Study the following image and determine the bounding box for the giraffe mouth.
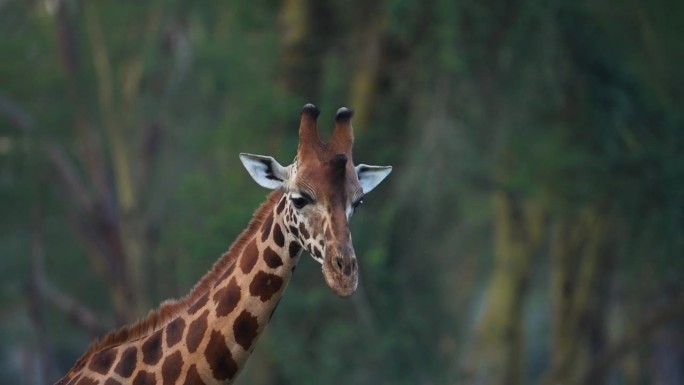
[321,253,358,298]
[306,245,357,296]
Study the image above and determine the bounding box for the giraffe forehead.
[292,161,359,202]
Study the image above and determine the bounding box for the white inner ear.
[239,153,289,190]
[355,164,392,193]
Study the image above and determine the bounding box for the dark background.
[1,0,683,384]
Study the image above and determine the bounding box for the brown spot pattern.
[261,213,273,242]
[188,292,209,315]
[161,351,183,385]
[263,247,283,268]
[313,246,323,260]
[249,271,283,302]
[276,196,286,214]
[183,364,205,385]
[104,379,122,385]
[214,278,241,317]
[132,370,155,385]
[187,310,209,353]
[289,225,299,237]
[299,222,310,238]
[288,241,302,258]
[141,329,163,365]
[233,310,259,350]
[166,317,185,348]
[114,346,137,378]
[88,347,117,375]
[240,239,258,274]
[273,224,285,247]
[75,377,96,385]
[204,329,238,380]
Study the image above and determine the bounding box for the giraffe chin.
[322,260,358,298]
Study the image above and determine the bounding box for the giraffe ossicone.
[55,104,392,385]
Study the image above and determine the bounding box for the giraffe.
[55,103,392,385]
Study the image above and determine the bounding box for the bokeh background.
[1,1,683,384]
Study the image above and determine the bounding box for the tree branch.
[44,143,94,210]
[42,281,105,338]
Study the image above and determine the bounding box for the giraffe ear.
[355,164,392,193]
[240,153,289,190]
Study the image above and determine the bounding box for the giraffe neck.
[56,191,304,385]
[188,191,302,382]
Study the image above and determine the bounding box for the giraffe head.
[239,104,391,297]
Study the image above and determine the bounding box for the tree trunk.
[348,1,386,131]
[51,2,172,325]
[277,0,333,100]
[541,208,612,385]
[465,190,545,385]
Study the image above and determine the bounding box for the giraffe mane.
[69,190,284,370]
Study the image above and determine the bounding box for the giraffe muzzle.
[322,250,358,297]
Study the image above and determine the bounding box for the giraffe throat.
[56,190,304,385]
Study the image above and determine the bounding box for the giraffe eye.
[292,197,307,209]
[291,193,313,209]
[352,197,365,210]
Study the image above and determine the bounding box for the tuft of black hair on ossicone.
[335,107,353,122]
[302,103,320,118]
[331,153,347,176]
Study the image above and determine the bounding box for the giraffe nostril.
[351,259,357,271]
[336,257,343,271]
